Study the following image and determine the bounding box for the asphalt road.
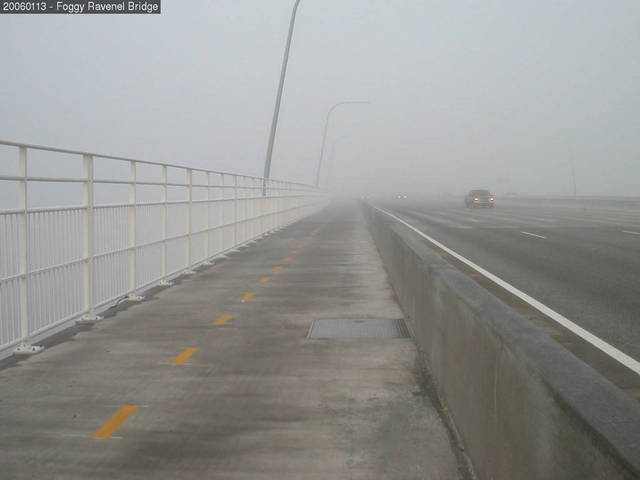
[381,198,640,365]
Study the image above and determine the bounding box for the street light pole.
[262,0,302,195]
[323,134,351,193]
[315,101,370,187]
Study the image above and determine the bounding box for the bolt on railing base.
[14,343,44,356]
[159,280,174,287]
[182,269,196,275]
[77,314,104,325]
[126,294,145,302]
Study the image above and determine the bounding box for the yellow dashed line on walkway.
[214,314,232,326]
[241,292,255,302]
[92,406,139,439]
[283,256,294,262]
[259,277,272,284]
[171,347,199,366]
[273,266,283,272]
[291,250,299,255]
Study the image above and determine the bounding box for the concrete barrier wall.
[364,205,640,480]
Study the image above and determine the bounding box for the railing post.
[265,179,271,231]
[263,178,269,235]
[183,168,195,274]
[203,172,212,264]
[276,181,281,228]
[289,182,293,223]
[79,154,101,323]
[272,180,277,231]
[233,175,238,247]
[275,181,279,227]
[126,161,143,301]
[238,177,244,243]
[219,174,226,253]
[246,177,253,242]
[254,178,260,240]
[159,165,173,286]
[14,146,43,355]
[252,178,257,237]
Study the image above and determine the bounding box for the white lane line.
[374,206,640,376]
[435,210,484,226]
[405,209,471,229]
[521,231,547,239]
[564,216,625,226]
[465,217,481,223]
[473,213,521,225]
[488,213,553,228]
[622,230,640,236]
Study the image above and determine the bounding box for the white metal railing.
[0,139,325,359]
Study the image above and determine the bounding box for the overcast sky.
[1,0,639,196]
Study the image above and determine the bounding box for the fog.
[1,0,639,197]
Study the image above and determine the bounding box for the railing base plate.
[77,314,104,325]
[14,343,44,356]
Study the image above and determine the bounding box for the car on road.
[465,189,495,208]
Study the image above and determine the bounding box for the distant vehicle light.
[490,197,494,201]
[474,198,479,201]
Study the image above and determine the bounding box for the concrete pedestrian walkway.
[0,202,468,479]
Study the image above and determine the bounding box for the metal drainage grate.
[307,318,409,339]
